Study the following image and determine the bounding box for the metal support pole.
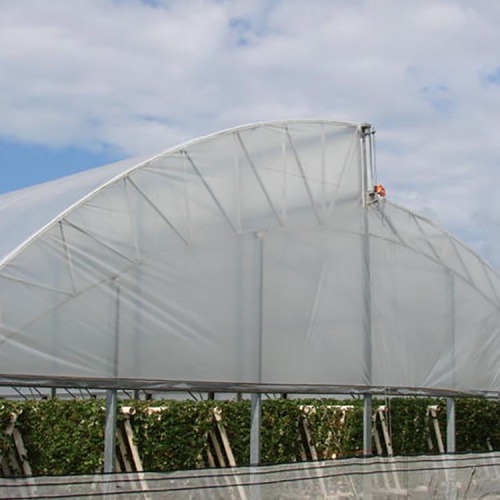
[446,397,457,498]
[104,389,117,473]
[361,129,373,388]
[250,393,262,465]
[104,277,120,474]
[361,126,374,460]
[250,232,264,467]
[446,397,456,454]
[362,393,373,499]
[363,394,373,457]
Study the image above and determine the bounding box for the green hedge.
[129,400,213,471]
[18,399,105,475]
[385,398,445,455]
[0,401,22,463]
[456,399,500,452]
[0,397,498,475]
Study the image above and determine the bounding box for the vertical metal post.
[250,393,262,465]
[361,126,373,386]
[250,232,265,466]
[446,397,456,454]
[446,396,457,498]
[104,277,121,473]
[361,125,374,458]
[449,272,456,389]
[104,389,118,473]
[447,270,456,455]
[362,393,373,499]
[363,394,373,457]
[448,271,457,456]
[362,208,373,459]
[250,232,265,465]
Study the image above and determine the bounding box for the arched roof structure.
[0,120,499,396]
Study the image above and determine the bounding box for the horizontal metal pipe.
[0,374,497,399]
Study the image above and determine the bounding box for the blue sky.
[0,139,122,192]
[1,0,500,269]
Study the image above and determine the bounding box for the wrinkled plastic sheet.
[1,120,500,396]
[1,452,499,499]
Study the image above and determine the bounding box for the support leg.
[250,393,262,466]
[104,389,118,473]
[363,394,373,457]
[446,397,455,454]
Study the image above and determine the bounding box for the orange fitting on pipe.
[374,184,386,197]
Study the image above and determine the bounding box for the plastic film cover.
[0,120,499,395]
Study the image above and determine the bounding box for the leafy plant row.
[0,397,499,475]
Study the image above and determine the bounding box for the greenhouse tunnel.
[0,119,499,398]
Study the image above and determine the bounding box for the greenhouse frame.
[1,119,499,490]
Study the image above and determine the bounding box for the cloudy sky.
[1,0,500,269]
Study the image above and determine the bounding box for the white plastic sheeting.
[0,120,499,394]
[2,453,499,498]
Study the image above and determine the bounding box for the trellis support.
[363,394,373,457]
[104,389,118,473]
[250,393,262,465]
[446,397,456,453]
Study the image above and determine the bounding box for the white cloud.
[1,0,500,269]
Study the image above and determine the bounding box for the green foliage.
[0,396,498,475]
[455,399,500,452]
[0,401,22,459]
[262,400,302,464]
[387,397,443,455]
[215,400,250,465]
[129,400,214,471]
[17,399,105,475]
[295,398,364,459]
[339,404,364,456]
